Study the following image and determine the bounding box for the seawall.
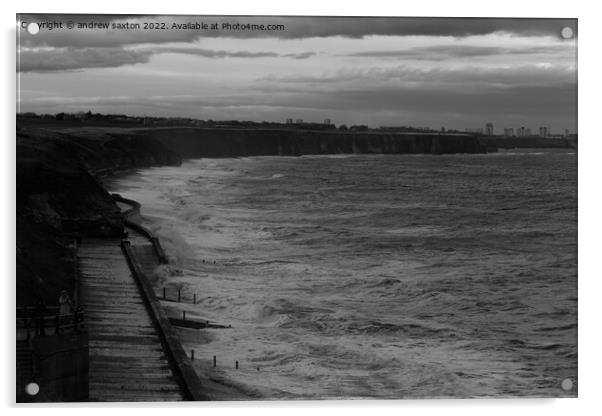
[120,240,209,401]
[114,194,249,400]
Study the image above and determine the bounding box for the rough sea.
[110,149,577,399]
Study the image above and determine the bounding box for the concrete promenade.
[78,238,185,401]
[78,192,237,401]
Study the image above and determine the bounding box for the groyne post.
[120,239,210,401]
[235,361,239,370]
[191,350,194,361]
[193,294,196,304]
[182,311,186,321]
[213,355,216,367]
[163,287,166,300]
[178,289,181,303]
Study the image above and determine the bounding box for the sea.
[110,149,577,399]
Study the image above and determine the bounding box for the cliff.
[139,127,489,157]
[478,136,577,149]
[16,125,489,304]
[16,128,181,304]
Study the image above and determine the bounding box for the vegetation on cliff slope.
[16,128,181,305]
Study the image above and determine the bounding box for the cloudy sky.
[17,15,577,132]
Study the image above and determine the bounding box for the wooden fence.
[17,306,85,341]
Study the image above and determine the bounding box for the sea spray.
[111,152,577,399]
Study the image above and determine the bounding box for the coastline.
[17,124,577,400]
[105,154,577,399]
[15,125,250,400]
[111,192,255,400]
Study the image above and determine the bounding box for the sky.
[17,15,577,133]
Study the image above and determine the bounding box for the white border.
[3,1,599,415]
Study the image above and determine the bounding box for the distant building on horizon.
[485,122,494,136]
[516,126,532,137]
[295,118,303,124]
[539,126,550,137]
[324,118,331,125]
[465,127,484,134]
[286,118,293,124]
[503,128,514,137]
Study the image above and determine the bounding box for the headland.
[14,115,532,401]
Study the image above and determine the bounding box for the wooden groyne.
[111,195,250,400]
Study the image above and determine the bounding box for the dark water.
[112,149,577,399]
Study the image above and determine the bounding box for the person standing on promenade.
[58,290,74,332]
[59,290,73,315]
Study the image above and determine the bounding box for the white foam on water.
[109,154,577,399]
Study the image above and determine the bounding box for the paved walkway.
[78,238,185,402]
[126,226,162,280]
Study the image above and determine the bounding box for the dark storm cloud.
[246,63,576,125]
[226,82,576,121]
[18,46,315,72]
[18,15,577,48]
[18,47,152,73]
[258,64,575,88]
[320,84,576,117]
[283,52,316,59]
[347,45,571,60]
[153,47,313,59]
[27,82,575,121]
[17,14,577,130]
